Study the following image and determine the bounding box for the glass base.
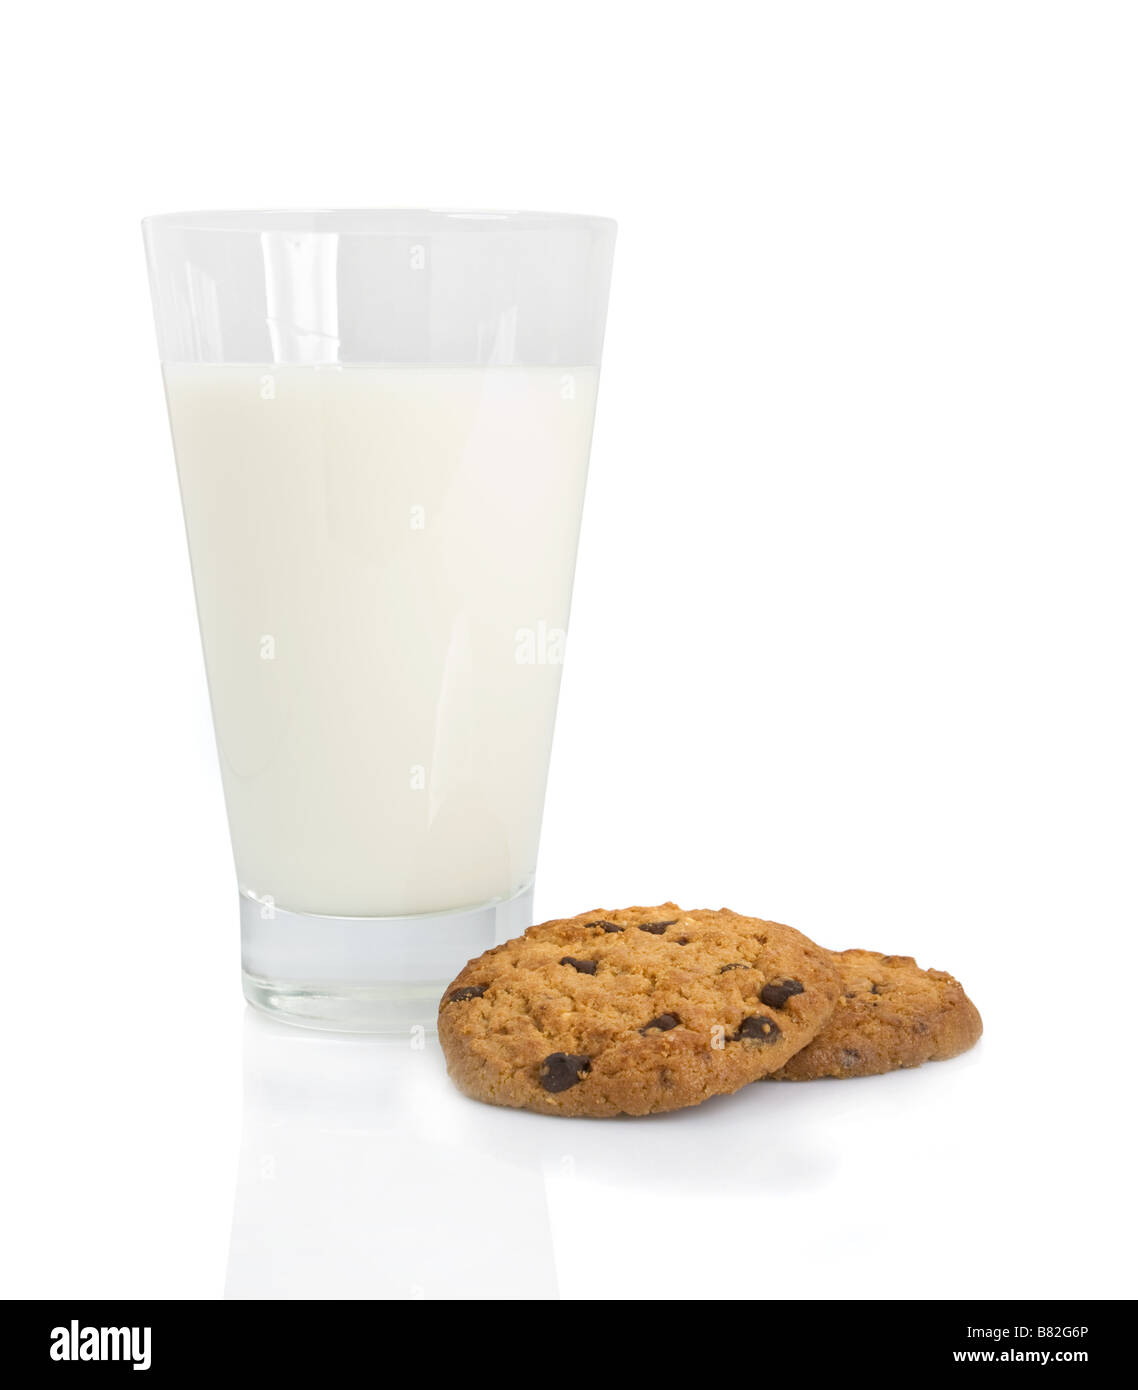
[240,883,534,1034]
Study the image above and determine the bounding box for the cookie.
[769,949,982,1080]
[438,904,840,1117]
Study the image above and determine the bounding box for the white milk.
[163,364,598,917]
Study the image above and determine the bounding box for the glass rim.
[142,207,616,234]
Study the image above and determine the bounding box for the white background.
[2,0,1135,1301]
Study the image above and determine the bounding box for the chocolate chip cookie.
[769,949,982,1080]
[438,904,840,1117]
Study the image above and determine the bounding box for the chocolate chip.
[841,1048,861,1065]
[735,1015,781,1044]
[719,962,750,973]
[759,978,805,1009]
[446,984,486,1003]
[638,919,677,934]
[539,1052,591,1093]
[560,956,597,975]
[641,1013,680,1033]
[587,920,623,933]
[870,983,883,995]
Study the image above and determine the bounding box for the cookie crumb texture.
[438,905,839,1117]
[770,949,983,1080]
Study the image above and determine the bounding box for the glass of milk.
[143,210,615,1031]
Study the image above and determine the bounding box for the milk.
[163,364,598,917]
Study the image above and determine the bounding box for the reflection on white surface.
[225,1011,557,1299]
[227,1009,1008,1299]
[225,1006,857,1301]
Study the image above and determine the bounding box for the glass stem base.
[240,883,534,1034]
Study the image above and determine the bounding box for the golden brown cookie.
[438,904,840,1117]
[769,948,982,1080]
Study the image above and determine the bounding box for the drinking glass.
[143,210,615,1031]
